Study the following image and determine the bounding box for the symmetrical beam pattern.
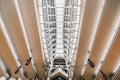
[0,0,120,80]
[37,0,83,79]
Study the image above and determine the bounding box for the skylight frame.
[37,2,82,78]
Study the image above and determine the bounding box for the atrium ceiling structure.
[0,0,120,80]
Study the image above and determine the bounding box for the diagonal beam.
[0,57,9,79]
[81,0,105,77]
[0,11,26,80]
[84,0,120,79]
[19,0,47,79]
[13,0,37,75]
[97,25,120,79]
[73,0,105,79]
[112,66,120,80]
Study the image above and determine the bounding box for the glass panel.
[38,0,82,64]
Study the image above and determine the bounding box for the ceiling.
[0,0,120,80]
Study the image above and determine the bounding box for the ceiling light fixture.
[25,57,32,66]
[88,59,95,68]
[14,66,22,74]
[100,70,108,80]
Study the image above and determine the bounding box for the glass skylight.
[38,0,82,66]
[38,0,81,58]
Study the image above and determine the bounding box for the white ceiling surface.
[0,0,120,80]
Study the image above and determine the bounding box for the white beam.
[81,0,106,75]
[95,20,120,75]
[0,57,9,78]
[33,0,46,63]
[70,0,85,66]
[0,11,26,80]
[13,0,37,73]
[112,66,120,80]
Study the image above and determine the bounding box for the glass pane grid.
[38,0,81,60]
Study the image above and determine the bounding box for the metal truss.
[37,0,83,79]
